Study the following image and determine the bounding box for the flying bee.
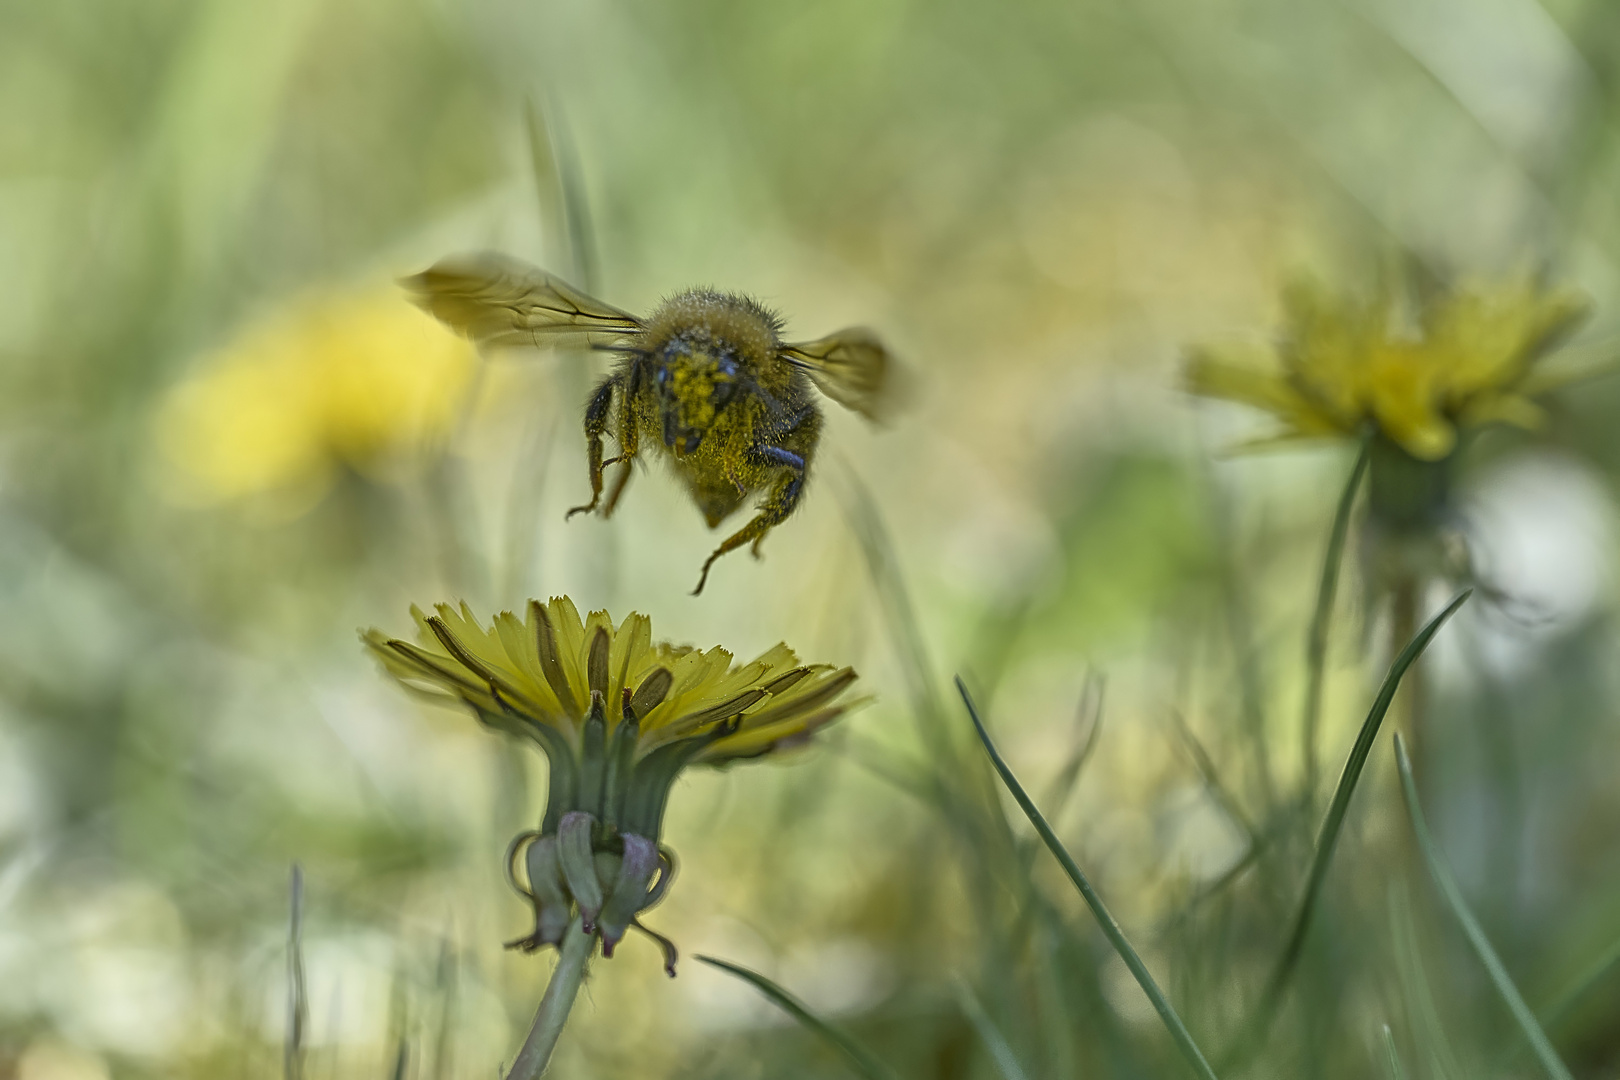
[403,252,897,594]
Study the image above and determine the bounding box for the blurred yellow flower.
[1186,278,1590,461]
[153,287,477,505]
[363,597,860,962]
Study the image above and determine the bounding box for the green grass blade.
[1387,883,1464,1080]
[1394,735,1574,1080]
[695,955,901,1080]
[1040,673,1105,814]
[1227,589,1470,1066]
[955,981,1033,1080]
[841,472,1020,889]
[957,678,1221,1080]
[429,933,457,1080]
[1275,591,1470,980]
[1302,438,1369,803]
[285,864,306,1080]
[1538,931,1620,1031]
[1169,708,1260,849]
[841,472,950,748]
[523,97,599,293]
[1016,679,1105,877]
[1380,1024,1406,1080]
[1208,480,1276,812]
[387,1037,408,1080]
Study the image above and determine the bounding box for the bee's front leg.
[567,376,620,519]
[691,446,807,596]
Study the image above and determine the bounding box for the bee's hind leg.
[567,376,620,519]
[601,376,642,517]
[692,449,806,596]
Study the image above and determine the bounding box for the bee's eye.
[708,355,740,406]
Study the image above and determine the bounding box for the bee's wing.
[781,328,898,422]
[401,252,643,349]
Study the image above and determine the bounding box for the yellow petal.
[1363,345,1454,461]
[1458,393,1545,432]
[1516,340,1620,396]
[548,597,590,714]
[1428,281,1590,400]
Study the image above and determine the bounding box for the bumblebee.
[403,253,896,593]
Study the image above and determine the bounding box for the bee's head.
[640,289,783,457]
[651,334,743,456]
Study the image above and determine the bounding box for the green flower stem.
[1302,438,1368,807]
[505,917,594,1080]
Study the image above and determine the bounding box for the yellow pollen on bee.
[668,353,727,428]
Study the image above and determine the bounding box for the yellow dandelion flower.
[362,597,861,965]
[154,287,477,507]
[1186,277,1589,462]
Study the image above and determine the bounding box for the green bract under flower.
[362,597,861,966]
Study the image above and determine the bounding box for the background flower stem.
[505,917,594,1080]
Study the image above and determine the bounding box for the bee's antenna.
[591,343,651,357]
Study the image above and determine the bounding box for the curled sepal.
[503,830,541,901]
[643,845,679,911]
[557,811,603,931]
[632,917,680,977]
[598,833,660,958]
[502,831,545,952]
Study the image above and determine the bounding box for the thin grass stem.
[1209,482,1277,814]
[524,97,599,293]
[1394,735,1574,1080]
[1169,708,1261,850]
[1538,932,1620,1031]
[1387,883,1465,1080]
[840,472,952,760]
[695,955,900,1080]
[1015,679,1106,880]
[955,980,1033,1080]
[1040,674,1105,813]
[388,1038,408,1080]
[957,678,1220,1080]
[1380,1024,1406,1080]
[285,864,306,1080]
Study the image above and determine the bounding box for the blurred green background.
[4,0,1620,1077]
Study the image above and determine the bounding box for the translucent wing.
[401,252,642,349]
[782,327,898,421]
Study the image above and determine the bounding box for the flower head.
[1186,277,1589,462]
[363,597,860,965]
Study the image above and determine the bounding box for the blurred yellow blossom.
[1186,277,1591,461]
[153,287,477,506]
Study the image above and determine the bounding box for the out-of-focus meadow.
[5,0,1620,1077]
